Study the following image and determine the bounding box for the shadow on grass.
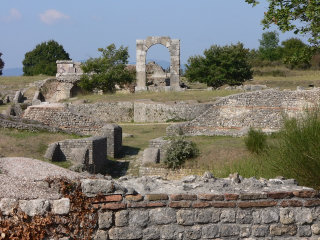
[103,160,130,178]
[119,145,140,158]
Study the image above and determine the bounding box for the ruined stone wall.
[22,103,105,135]
[1,178,320,239]
[168,88,320,136]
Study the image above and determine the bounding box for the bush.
[244,128,267,154]
[164,137,199,169]
[0,52,4,76]
[265,110,320,188]
[185,43,253,88]
[79,44,135,93]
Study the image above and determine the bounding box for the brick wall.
[2,178,320,239]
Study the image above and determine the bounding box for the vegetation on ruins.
[164,137,199,169]
[0,52,4,76]
[246,0,320,45]
[22,40,70,76]
[185,43,253,88]
[244,128,267,154]
[79,44,135,93]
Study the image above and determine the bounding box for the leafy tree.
[79,44,135,93]
[0,52,4,76]
[258,31,282,61]
[281,38,313,69]
[185,43,253,88]
[23,40,70,76]
[246,0,320,45]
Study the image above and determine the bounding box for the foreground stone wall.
[1,177,320,239]
[167,88,320,136]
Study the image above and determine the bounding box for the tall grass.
[244,128,267,154]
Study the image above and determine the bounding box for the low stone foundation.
[1,176,319,239]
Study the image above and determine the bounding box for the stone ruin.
[146,61,170,87]
[136,36,181,92]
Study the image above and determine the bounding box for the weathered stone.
[160,225,184,240]
[184,226,202,240]
[0,198,17,215]
[143,226,160,240]
[100,124,122,158]
[195,209,220,224]
[295,208,313,224]
[236,209,253,224]
[280,208,295,225]
[201,224,219,238]
[149,208,176,225]
[311,223,320,235]
[94,230,108,240]
[220,209,236,223]
[240,225,251,238]
[109,226,143,240]
[13,90,23,103]
[115,210,128,227]
[129,210,149,227]
[252,210,261,224]
[52,198,70,215]
[220,224,240,237]
[142,148,160,165]
[98,211,113,229]
[177,210,194,226]
[298,225,312,237]
[19,199,49,216]
[252,225,269,237]
[270,224,297,236]
[261,209,279,223]
[81,179,115,197]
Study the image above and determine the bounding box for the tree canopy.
[185,43,253,88]
[246,0,320,45]
[22,40,70,76]
[79,44,135,93]
[0,52,4,76]
[258,31,282,61]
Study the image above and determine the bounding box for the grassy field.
[0,128,80,168]
[0,75,52,91]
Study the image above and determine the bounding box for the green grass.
[0,75,53,91]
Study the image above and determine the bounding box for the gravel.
[0,157,86,200]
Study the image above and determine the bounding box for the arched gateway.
[136,36,180,91]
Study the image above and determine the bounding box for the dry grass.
[0,128,80,167]
[0,75,52,91]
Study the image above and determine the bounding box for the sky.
[0,0,309,69]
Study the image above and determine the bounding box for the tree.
[0,52,4,76]
[23,40,70,76]
[246,0,320,45]
[185,43,253,88]
[281,38,313,69]
[79,44,135,93]
[258,31,282,61]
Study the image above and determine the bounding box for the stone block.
[81,179,115,197]
[19,199,49,216]
[311,223,320,235]
[252,225,269,237]
[149,208,176,225]
[94,230,108,240]
[160,225,184,240]
[280,208,295,225]
[109,226,143,240]
[236,209,253,224]
[98,211,113,229]
[115,210,128,227]
[13,90,23,103]
[100,124,122,158]
[220,224,240,237]
[295,208,313,224]
[70,147,89,164]
[184,226,202,240]
[195,209,220,224]
[298,225,312,237]
[261,209,279,223]
[143,226,160,240]
[270,224,297,236]
[129,210,149,227]
[177,210,194,226]
[0,198,17,215]
[240,225,251,238]
[52,198,70,215]
[221,209,236,223]
[201,224,219,238]
[142,148,160,165]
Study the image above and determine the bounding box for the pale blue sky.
[0,0,308,69]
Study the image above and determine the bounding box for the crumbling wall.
[1,177,320,239]
[167,88,320,136]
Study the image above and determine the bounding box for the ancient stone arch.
[136,36,180,91]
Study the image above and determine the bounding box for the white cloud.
[2,8,22,22]
[39,9,70,25]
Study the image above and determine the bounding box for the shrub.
[244,128,267,154]
[265,110,320,188]
[164,137,199,169]
[185,43,253,88]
